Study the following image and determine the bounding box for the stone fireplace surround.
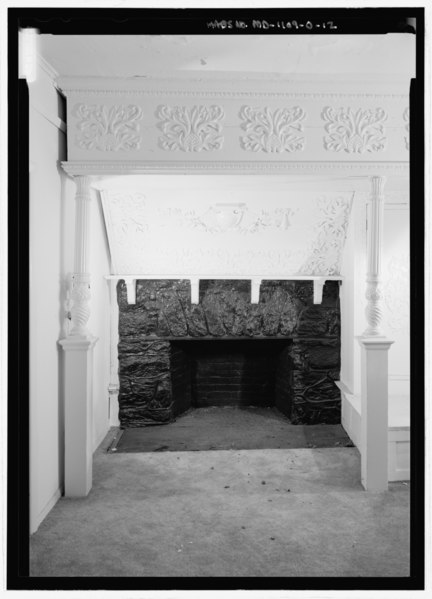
[117,278,341,427]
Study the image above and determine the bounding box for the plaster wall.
[100,179,353,278]
[340,195,367,396]
[29,67,71,534]
[29,66,111,533]
[87,189,111,449]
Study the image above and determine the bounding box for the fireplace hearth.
[117,279,341,427]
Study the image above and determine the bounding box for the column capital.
[369,175,387,199]
[74,175,92,198]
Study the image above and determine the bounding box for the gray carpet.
[110,406,352,453]
[30,428,410,578]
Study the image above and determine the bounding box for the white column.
[358,337,394,491]
[358,175,393,491]
[70,176,92,336]
[363,176,385,337]
[59,175,98,497]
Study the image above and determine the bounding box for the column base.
[357,335,394,491]
[59,334,98,497]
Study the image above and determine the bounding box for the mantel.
[105,274,343,305]
[58,74,409,170]
[62,160,409,178]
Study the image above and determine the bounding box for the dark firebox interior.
[170,339,292,416]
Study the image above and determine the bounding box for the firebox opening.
[170,339,293,419]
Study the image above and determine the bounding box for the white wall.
[340,194,367,396]
[29,65,71,534]
[382,199,410,398]
[29,64,111,534]
[88,189,111,449]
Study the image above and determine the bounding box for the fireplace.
[170,339,292,412]
[117,279,341,426]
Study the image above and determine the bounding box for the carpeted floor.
[30,427,410,579]
[111,406,353,453]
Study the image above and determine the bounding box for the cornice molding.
[61,160,409,177]
[37,55,60,87]
[59,88,409,101]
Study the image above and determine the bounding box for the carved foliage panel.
[101,189,353,277]
[156,104,225,151]
[239,105,306,153]
[73,103,143,151]
[322,106,387,154]
[66,91,409,160]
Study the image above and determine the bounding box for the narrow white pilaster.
[60,174,97,497]
[70,176,92,336]
[363,176,386,336]
[358,337,394,491]
[59,336,97,496]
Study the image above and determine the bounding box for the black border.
[7,5,425,592]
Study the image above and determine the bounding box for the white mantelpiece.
[105,274,342,306]
[58,75,410,167]
[57,74,408,497]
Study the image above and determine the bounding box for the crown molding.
[58,88,409,101]
[61,160,409,178]
[56,75,410,100]
[37,55,60,88]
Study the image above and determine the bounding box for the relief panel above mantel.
[100,189,354,280]
[58,76,410,166]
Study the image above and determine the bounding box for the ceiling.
[37,33,416,78]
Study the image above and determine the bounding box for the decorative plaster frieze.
[239,105,305,153]
[298,195,353,275]
[156,104,225,151]
[73,103,143,151]
[322,106,387,154]
[403,107,409,150]
[101,190,352,278]
[159,203,296,234]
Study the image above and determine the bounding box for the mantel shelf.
[105,274,343,305]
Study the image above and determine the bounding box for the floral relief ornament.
[298,196,353,275]
[322,106,387,153]
[73,103,143,151]
[156,104,225,151]
[239,105,306,153]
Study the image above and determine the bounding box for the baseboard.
[94,422,111,452]
[30,487,62,535]
[388,428,410,482]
